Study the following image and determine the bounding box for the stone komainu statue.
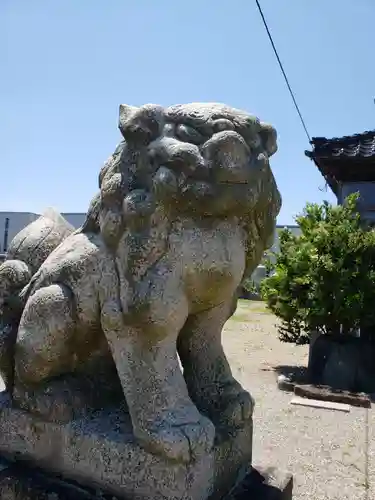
[0,103,281,464]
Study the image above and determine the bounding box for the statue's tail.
[0,260,32,393]
[0,209,75,393]
[0,320,18,393]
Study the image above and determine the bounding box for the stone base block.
[0,460,293,500]
[0,394,253,500]
[308,333,375,393]
[227,466,293,499]
[294,383,371,408]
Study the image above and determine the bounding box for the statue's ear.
[118,103,165,145]
[118,104,139,134]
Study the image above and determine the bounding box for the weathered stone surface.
[294,383,371,408]
[0,103,281,498]
[276,375,295,392]
[0,209,75,391]
[0,458,99,500]
[0,460,291,500]
[322,343,358,391]
[6,208,75,276]
[308,333,375,393]
[225,466,293,500]
[0,397,253,500]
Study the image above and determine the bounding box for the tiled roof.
[306,130,375,160]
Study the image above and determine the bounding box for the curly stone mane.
[82,103,281,281]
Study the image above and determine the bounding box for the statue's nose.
[201,131,251,184]
[148,136,209,179]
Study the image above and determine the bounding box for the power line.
[255,0,312,143]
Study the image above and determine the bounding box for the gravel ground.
[367,403,374,499]
[223,300,371,500]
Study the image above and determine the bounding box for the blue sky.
[1,0,374,224]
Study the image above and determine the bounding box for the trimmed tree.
[261,193,375,344]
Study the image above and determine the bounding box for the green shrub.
[242,278,259,295]
[261,193,375,344]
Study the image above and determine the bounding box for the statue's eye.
[213,119,235,132]
[163,123,175,137]
[175,124,205,145]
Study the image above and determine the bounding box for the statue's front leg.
[178,300,254,432]
[101,288,215,464]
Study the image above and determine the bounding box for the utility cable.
[255,0,312,143]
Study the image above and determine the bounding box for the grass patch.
[237,300,271,315]
[251,306,271,314]
[228,314,259,323]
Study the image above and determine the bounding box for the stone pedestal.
[0,460,293,500]
[308,333,375,393]
[0,394,253,500]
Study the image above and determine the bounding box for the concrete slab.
[290,396,350,412]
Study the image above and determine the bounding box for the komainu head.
[84,102,281,263]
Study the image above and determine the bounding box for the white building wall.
[250,224,301,287]
[1,213,301,260]
[0,212,40,252]
[0,211,87,253]
[270,225,302,255]
[61,213,86,229]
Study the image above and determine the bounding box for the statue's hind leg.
[12,284,78,420]
[178,299,254,433]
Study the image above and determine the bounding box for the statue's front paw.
[219,390,254,429]
[136,414,215,464]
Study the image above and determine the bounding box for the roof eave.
[305,152,339,195]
